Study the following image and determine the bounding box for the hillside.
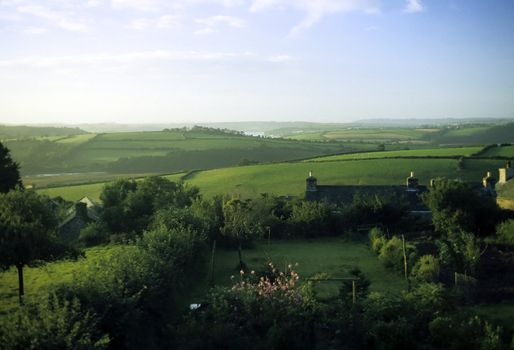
[0,125,87,140]
[7,126,366,176]
[38,157,505,201]
[429,123,514,145]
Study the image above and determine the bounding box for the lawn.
[55,133,97,144]
[0,246,120,315]
[1,239,407,316]
[205,238,406,299]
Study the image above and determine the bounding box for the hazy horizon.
[1,0,514,124]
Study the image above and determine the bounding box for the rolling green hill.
[38,157,504,201]
[0,125,86,140]
[7,127,373,176]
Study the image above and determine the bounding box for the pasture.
[308,146,483,162]
[37,157,505,200]
[478,145,514,158]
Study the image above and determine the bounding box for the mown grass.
[1,239,406,316]
[308,147,483,162]
[0,246,121,315]
[204,238,406,300]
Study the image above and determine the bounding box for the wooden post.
[402,235,410,290]
[17,264,24,304]
[267,226,271,246]
[209,240,216,285]
[454,272,458,286]
[352,280,356,305]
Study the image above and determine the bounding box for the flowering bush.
[178,262,319,350]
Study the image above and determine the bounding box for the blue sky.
[0,0,513,124]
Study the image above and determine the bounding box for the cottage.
[304,171,428,212]
[59,197,102,242]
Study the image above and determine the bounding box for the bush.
[378,236,417,272]
[78,222,109,247]
[369,227,386,255]
[429,314,503,350]
[411,255,440,283]
[0,294,108,350]
[496,219,514,245]
[177,263,320,350]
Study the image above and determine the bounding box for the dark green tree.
[0,142,21,193]
[422,178,499,236]
[0,190,58,301]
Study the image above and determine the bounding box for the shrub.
[411,255,440,283]
[0,294,108,350]
[378,236,417,272]
[78,222,109,247]
[429,314,503,350]
[496,219,514,245]
[177,263,320,350]
[369,227,386,254]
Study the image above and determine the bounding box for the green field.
[55,133,97,144]
[285,128,435,142]
[38,157,505,200]
[37,173,185,201]
[309,147,483,162]
[479,145,514,158]
[0,239,405,315]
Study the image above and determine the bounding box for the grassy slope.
[38,173,184,201]
[0,246,120,315]
[308,147,483,162]
[479,145,514,158]
[1,239,406,315]
[38,157,505,200]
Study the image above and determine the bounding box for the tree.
[221,198,253,269]
[0,142,21,193]
[0,190,58,301]
[422,178,499,236]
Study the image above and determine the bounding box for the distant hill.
[0,125,87,140]
[429,123,514,145]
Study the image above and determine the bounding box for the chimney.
[75,202,89,222]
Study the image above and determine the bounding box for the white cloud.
[249,0,380,37]
[23,26,48,34]
[267,54,293,63]
[404,0,424,13]
[0,50,290,69]
[195,15,245,34]
[128,14,181,29]
[16,5,89,32]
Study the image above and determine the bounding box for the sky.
[0,0,513,124]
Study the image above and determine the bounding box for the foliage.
[429,314,503,350]
[341,194,407,230]
[177,263,320,350]
[0,294,108,350]
[0,190,59,270]
[438,231,482,275]
[0,142,21,193]
[78,222,109,247]
[369,227,386,254]
[100,177,199,236]
[496,219,514,245]
[57,224,206,348]
[411,255,440,283]
[377,236,417,273]
[422,178,500,236]
[287,200,335,237]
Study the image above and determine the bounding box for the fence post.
[209,240,216,286]
[352,280,357,304]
